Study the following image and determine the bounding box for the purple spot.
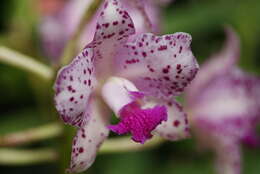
[164,76,170,81]
[102,23,110,28]
[173,120,180,127]
[162,68,169,74]
[70,97,74,102]
[79,147,84,153]
[142,52,147,58]
[158,45,167,51]
[113,21,118,25]
[128,23,134,28]
[179,46,183,53]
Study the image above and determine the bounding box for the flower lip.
[101,76,168,144]
[109,101,167,144]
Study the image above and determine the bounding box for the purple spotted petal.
[86,0,135,79]
[195,126,241,174]
[184,27,260,174]
[186,27,240,104]
[126,0,156,33]
[127,0,160,33]
[191,68,259,138]
[39,0,99,62]
[215,141,241,174]
[154,100,190,140]
[116,32,199,99]
[194,121,242,174]
[109,102,167,144]
[68,99,110,173]
[189,68,260,174]
[54,48,95,127]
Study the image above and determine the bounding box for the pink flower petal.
[189,68,260,148]
[123,0,160,33]
[186,27,240,104]
[195,125,242,174]
[185,27,260,174]
[86,0,135,79]
[188,58,260,174]
[54,48,96,127]
[127,0,154,32]
[39,0,99,62]
[116,32,198,99]
[67,99,110,173]
[154,100,190,141]
[215,141,241,174]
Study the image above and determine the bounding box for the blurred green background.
[0,0,259,174]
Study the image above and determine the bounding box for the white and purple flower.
[186,28,260,174]
[54,0,198,172]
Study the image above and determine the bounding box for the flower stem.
[0,46,54,80]
[0,148,57,165]
[100,136,165,153]
[0,136,164,165]
[60,0,103,66]
[0,123,63,147]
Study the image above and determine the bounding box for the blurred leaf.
[0,65,36,113]
[0,0,15,32]
[0,109,48,135]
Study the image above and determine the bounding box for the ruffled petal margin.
[67,98,110,173]
[54,48,96,127]
[116,32,199,99]
[154,100,190,141]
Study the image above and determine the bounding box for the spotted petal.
[116,32,199,99]
[215,140,241,174]
[190,68,259,140]
[190,68,260,174]
[154,100,190,140]
[126,0,155,33]
[194,127,241,174]
[54,48,96,127]
[68,99,110,173]
[86,0,135,79]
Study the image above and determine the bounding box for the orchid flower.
[40,0,165,62]
[54,0,198,172]
[186,28,260,174]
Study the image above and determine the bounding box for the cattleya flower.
[186,28,260,174]
[40,0,166,62]
[54,0,198,172]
